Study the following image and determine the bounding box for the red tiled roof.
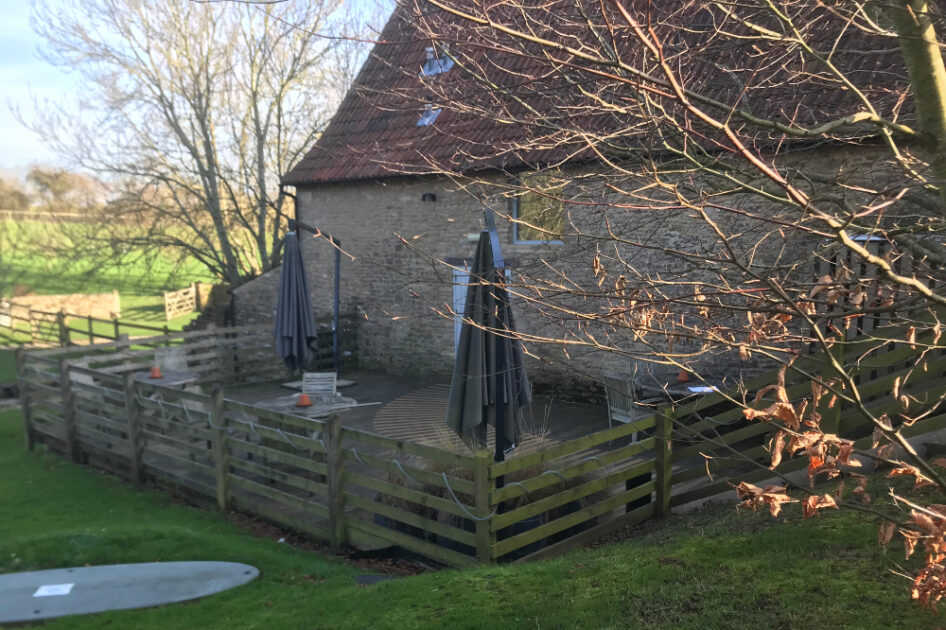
[284,2,913,186]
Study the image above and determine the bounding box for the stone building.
[234,4,917,394]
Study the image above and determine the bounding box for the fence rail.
[0,302,169,346]
[14,315,946,567]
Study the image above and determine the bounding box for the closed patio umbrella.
[446,230,532,462]
[274,231,317,371]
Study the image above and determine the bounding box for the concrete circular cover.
[0,561,259,623]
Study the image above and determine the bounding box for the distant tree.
[0,177,29,215]
[25,166,101,216]
[24,0,367,286]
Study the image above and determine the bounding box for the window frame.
[511,176,565,245]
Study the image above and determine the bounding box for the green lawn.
[1,219,208,380]
[1,219,214,297]
[0,408,938,629]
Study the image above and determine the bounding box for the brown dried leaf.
[876,444,896,460]
[768,493,796,518]
[802,494,838,518]
[743,401,800,430]
[927,505,946,518]
[912,511,939,534]
[871,425,885,449]
[837,442,855,466]
[852,485,871,504]
[878,521,896,546]
[903,530,919,559]
[769,431,787,469]
[810,274,833,298]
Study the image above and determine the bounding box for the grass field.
[1,219,214,298]
[0,219,210,381]
[0,408,938,630]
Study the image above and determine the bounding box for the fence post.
[211,387,229,512]
[325,413,347,546]
[87,315,94,344]
[113,317,120,341]
[15,348,35,450]
[654,407,674,517]
[29,309,36,345]
[164,324,170,346]
[193,282,202,312]
[819,339,847,435]
[56,311,67,347]
[474,450,493,563]
[58,358,79,462]
[123,372,144,484]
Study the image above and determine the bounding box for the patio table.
[634,371,725,403]
[255,392,358,419]
[134,369,200,389]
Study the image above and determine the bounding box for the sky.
[0,1,75,173]
[0,0,392,178]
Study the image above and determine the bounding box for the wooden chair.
[602,374,652,443]
[302,372,337,398]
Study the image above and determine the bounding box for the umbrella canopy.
[446,231,532,456]
[274,231,317,371]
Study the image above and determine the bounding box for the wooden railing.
[0,302,170,346]
[13,316,946,567]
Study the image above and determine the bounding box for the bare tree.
[359,0,946,606]
[23,0,358,286]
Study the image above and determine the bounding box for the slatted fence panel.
[221,399,333,540]
[337,426,481,566]
[487,415,658,562]
[20,354,66,450]
[69,366,133,476]
[666,322,946,508]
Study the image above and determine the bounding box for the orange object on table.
[149,366,163,379]
[676,369,690,383]
[295,393,313,407]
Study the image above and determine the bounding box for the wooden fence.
[0,303,170,346]
[14,316,946,567]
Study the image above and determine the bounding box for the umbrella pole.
[333,243,340,371]
[493,286,507,493]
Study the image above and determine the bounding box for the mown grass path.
[0,408,938,629]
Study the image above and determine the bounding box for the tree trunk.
[885,0,946,211]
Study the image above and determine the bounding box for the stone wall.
[233,144,898,397]
[8,290,121,319]
[233,269,280,325]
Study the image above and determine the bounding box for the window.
[513,173,565,243]
[417,104,442,127]
[420,45,454,77]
